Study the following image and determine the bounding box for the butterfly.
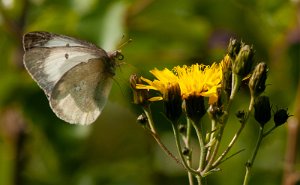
[23,31,124,125]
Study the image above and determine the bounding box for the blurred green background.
[0,0,299,185]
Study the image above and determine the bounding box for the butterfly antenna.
[117,37,132,51]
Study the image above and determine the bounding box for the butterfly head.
[108,50,124,61]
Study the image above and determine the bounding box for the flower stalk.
[130,38,289,185]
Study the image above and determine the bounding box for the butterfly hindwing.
[49,59,113,125]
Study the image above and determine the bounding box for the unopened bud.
[178,124,187,135]
[185,94,206,124]
[221,55,232,99]
[233,45,254,77]
[164,83,182,123]
[208,104,223,120]
[254,96,271,127]
[249,62,268,98]
[130,74,149,106]
[137,113,148,125]
[228,38,242,59]
[236,110,246,123]
[274,108,291,127]
[182,147,191,156]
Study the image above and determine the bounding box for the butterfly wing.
[23,32,109,96]
[23,31,99,50]
[23,31,116,124]
[49,59,114,125]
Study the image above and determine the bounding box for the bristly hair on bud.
[249,62,268,98]
[228,38,242,60]
[130,74,149,106]
[254,96,271,127]
[221,55,232,99]
[274,108,291,127]
[233,44,255,78]
[184,94,206,124]
[164,83,182,123]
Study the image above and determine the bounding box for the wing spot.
[65,53,69,59]
[74,81,86,92]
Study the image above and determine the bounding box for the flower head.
[174,62,223,104]
[136,68,179,101]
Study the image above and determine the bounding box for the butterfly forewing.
[23,31,117,124]
[24,46,107,96]
[23,31,99,50]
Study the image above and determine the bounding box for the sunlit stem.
[186,118,195,185]
[211,96,255,168]
[243,126,264,185]
[205,119,216,160]
[143,106,156,133]
[203,120,223,174]
[171,123,200,177]
[196,175,207,185]
[142,106,183,168]
[189,119,206,171]
[203,73,241,173]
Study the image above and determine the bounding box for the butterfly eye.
[117,53,124,60]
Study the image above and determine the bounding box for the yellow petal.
[148,96,163,101]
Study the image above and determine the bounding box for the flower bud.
[208,103,223,121]
[164,83,182,123]
[137,113,148,125]
[227,38,242,59]
[221,55,232,98]
[178,124,187,135]
[236,110,246,123]
[254,96,271,127]
[185,94,206,124]
[182,147,191,156]
[274,108,291,127]
[233,44,254,77]
[249,62,268,98]
[130,74,149,106]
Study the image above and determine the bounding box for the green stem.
[171,123,199,176]
[211,96,255,168]
[202,75,241,173]
[205,119,216,160]
[143,106,156,133]
[186,118,195,185]
[190,119,206,171]
[263,126,277,138]
[196,175,207,185]
[243,126,264,185]
[201,75,241,174]
[143,106,183,167]
[203,122,223,173]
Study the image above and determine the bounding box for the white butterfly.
[23,31,123,125]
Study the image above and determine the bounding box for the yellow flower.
[174,62,223,104]
[136,61,223,105]
[136,68,179,101]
